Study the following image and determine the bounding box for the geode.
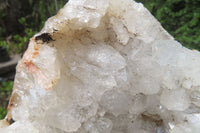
[0,0,200,133]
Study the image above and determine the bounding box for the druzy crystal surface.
[1,0,200,133]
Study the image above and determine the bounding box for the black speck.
[35,33,54,43]
[6,118,15,125]
[10,118,15,124]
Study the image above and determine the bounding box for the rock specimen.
[0,0,200,132]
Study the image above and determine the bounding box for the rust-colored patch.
[34,44,39,51]
[7,98,14,110]
[25,61,38,73]
[24,61,53,91]
[33,52,39,56]
[7,91,18,111]
[32,44,39,58]
[45,80,57,91]
[24,61,47,79]
[45,87,51,91]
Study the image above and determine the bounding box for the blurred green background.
[0,0,199,119]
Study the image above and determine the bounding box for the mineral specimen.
[1,0,200,133]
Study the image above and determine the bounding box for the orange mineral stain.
[24,61,48,82]
[34,44,39,51]
[33,52,39,56]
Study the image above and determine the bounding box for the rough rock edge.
[1,0,174,128]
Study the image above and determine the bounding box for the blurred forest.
[0,0,200,119]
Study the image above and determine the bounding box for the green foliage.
[27,0,67,30]
[0,81,13,92]
[0,27,36,54]
[0,10,9,53]
[0,0,67,54]
[12,27,36,53]
[0,81,13,101]
[18,17,26,25]
[0,40,10,53]
[0,107,7,119]
[0,81,13,119]
[136,0,200,50]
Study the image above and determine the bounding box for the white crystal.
[160,89,190,111]
[0,0,200,133]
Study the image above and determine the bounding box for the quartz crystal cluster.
[1,0,200,133]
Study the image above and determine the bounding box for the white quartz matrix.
[0,0,200,133]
